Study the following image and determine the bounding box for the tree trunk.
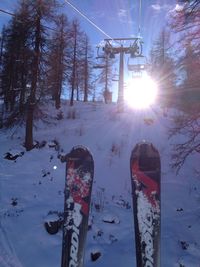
[25,102,34,150]
[55,19,64,109]
[70,23,77,106]
[83,37,88,102]
[55,78,62,109]
[25,14,41,151]
[19,71,26,114]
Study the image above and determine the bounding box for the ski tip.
[66,145,94,162]
[131,141,160,160]
[70,145,90,153]
[139,140,152,146]
[131,142,161,173]
[135,141,159,151]
[70,145,93,156]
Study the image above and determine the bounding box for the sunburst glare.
[124,75,158,109]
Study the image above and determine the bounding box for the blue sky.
[0,0,176,54]
[0,0,177,100]
[61,0,177,54]
[60,0,177,100]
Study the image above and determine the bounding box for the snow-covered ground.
[0,101,200,267]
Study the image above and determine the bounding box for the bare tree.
[168,0,200,172]
[169,107,200,173]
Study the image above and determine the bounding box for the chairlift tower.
[101,37,143,111]
[64,0,145,109]
[94,54,111,103]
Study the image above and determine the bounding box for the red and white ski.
[61,145,94,267]
[130,141,161,267]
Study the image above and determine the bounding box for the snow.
[102,214,120,224]
[0,100,200,267]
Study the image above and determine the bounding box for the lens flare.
[124,75,158,109]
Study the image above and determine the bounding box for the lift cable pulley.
[126,0,150,74]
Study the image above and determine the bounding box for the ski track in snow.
[0,221,23,267]
[0,101,200,267]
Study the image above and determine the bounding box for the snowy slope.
[0,101,200,267]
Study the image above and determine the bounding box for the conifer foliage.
[168,0,200,172]
[149,29,176,108]
[0,0,94,150]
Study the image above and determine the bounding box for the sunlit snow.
[0,100,199,267]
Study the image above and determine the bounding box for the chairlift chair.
[127,55,147,73]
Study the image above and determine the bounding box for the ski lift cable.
[64,0,117,43]
[0,8,15,17]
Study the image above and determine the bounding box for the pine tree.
[1,17,28,113]
[149,29,176,107]
[169,1,200,110]
[24,0,58,150]
[47,14,70,109]
[168,1,200,172]
[0,2,34,128]
[77,34,94,102]
[178,41,200,111]
[97,55,114,103]
[67,20,85,106]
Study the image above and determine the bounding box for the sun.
[124,75,158,109]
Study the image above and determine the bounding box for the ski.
[130,141,161,267]
[61,145,94,267]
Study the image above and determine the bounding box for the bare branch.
[169,110,200,173]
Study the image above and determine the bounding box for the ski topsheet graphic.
[61,145,94,267]
[130,142,161,267]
